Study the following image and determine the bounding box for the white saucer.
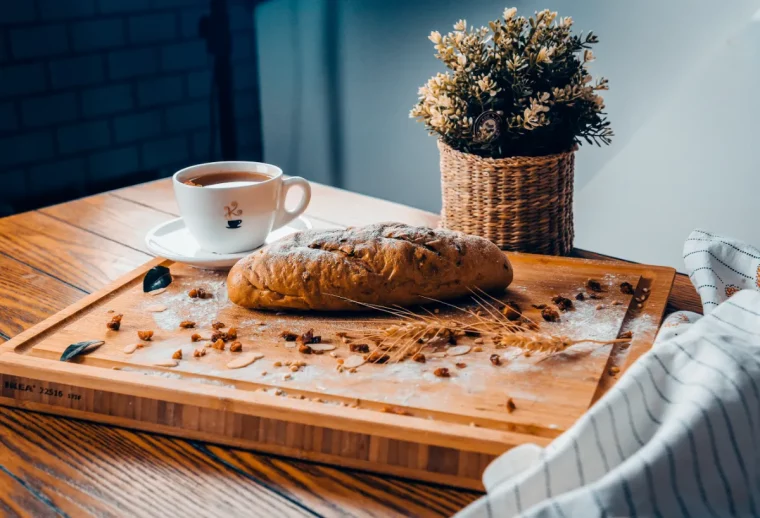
[145,216,312,269]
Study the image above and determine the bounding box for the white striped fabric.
[684,229,760,314]
[457,230,760,517]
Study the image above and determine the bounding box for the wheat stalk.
[330,292,627,363]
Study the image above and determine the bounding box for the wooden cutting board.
[0,254,674,490]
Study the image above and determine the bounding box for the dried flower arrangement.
[410,8,612,158]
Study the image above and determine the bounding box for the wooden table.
[0,179,702,517]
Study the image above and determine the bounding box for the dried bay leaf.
[143,265,172,293]
[60,340,105,362]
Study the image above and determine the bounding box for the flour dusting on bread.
[228,222,513,311]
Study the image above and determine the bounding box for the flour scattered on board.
[144,274,228,330]
[122,266,655,412]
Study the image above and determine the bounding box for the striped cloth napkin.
[457,230,760,517]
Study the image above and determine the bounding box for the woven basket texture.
[439,140,575,255]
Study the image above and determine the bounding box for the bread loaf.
[228,223,513,311]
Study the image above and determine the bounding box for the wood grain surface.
[1,251,667,489]
[0,177,700,517]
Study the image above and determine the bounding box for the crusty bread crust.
[228,223,513,311]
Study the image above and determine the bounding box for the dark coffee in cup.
[184,171,271,188]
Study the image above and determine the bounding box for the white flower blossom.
[536,47,552,64]
[411,7,611,154]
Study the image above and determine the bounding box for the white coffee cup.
[173,161,311,254]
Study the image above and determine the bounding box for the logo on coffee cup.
[224,201,243,229]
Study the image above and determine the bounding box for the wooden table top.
[0,178,701,517]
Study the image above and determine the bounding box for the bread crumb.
[595,304,604,310]
[106,314,123,331]
[229,341,242,352]
[283,373,291,380]
[586,279,603,292]
[609,366,620,375]
[349,343,370,353]
[541,307,560,322]
[212,339,225,350]
[211,321,225,329]
[551,295,573,312]
[366,351,389,364]
[188,287,211,299]
[179,320,195,328]
[137,330,153,341]
[489,354,501,366]
[506,397,516,413]
[412,353,426,363]
[501,300,521,320]
[193,347,206,358]
[172,349,182,360]
[473,346,483,352]
[433,367,450,378]
[455,362,467,369]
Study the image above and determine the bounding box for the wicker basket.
[439,140,575,255]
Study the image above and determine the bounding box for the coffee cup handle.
[273,176,312,230]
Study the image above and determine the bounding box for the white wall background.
[256,0,760,270]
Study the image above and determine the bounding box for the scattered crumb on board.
[107,268,658,412]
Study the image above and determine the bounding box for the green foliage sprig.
[410,8,613,158]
